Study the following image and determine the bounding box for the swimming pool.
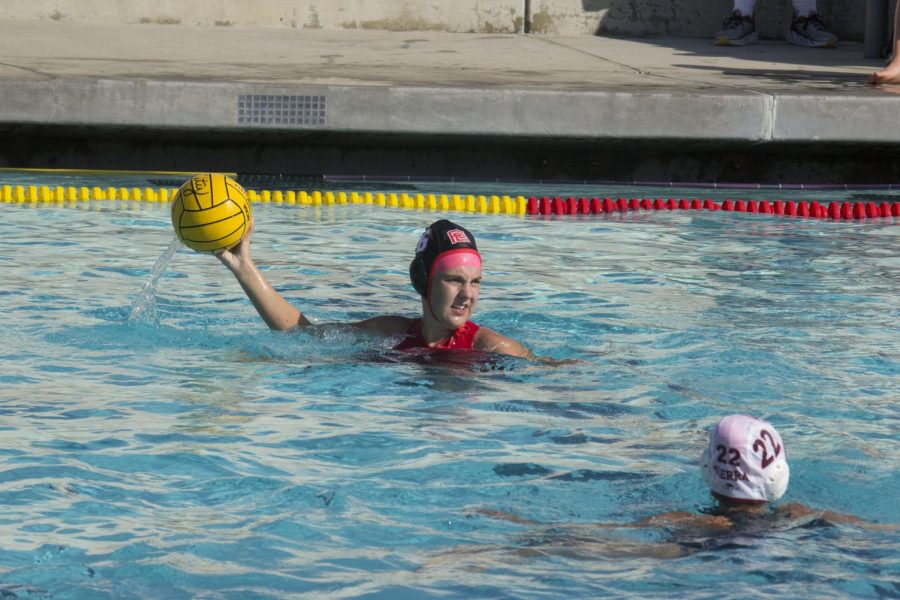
[1,172,897,598]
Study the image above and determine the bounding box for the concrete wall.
[0,0,866,39]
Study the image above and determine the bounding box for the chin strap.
[423,276,437,322]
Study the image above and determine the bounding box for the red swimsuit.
[394,319,480,351]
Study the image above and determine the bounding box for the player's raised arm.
[217,218,310,331]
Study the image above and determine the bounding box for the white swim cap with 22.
[700,414,790,503]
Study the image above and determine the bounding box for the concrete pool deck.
[1,19,899,183]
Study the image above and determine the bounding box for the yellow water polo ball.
[171,173,251,253]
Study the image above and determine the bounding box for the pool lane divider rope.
[1,184,898,221]
[528,196,900,220]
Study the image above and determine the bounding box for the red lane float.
[524,196,898,223]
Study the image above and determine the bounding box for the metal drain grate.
[237,94,326,126]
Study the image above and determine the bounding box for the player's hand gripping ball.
[171,173,251,253]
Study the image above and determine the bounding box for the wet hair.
[409,219,480,297]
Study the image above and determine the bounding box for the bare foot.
[871,59,900,84]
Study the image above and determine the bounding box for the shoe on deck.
[787,12,838,48]
[715,11,758,46]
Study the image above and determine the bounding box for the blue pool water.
[0,173,898,598]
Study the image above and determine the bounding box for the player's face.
[428,265,481,331]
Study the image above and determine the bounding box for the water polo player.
[452,414,891,561]
[635,414,881,530]
[216,217,534,358]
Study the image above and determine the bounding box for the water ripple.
[0,202,896,598]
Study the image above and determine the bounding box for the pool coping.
[0,21,898,182]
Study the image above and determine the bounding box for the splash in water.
[128,236,182,324]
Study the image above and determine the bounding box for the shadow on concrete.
[607,35,884,75]
[669,63,872,87]
[664,36,874,64]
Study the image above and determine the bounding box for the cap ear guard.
[409,254,428,297]
[763,460,789,502]
[410,226,432,297]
